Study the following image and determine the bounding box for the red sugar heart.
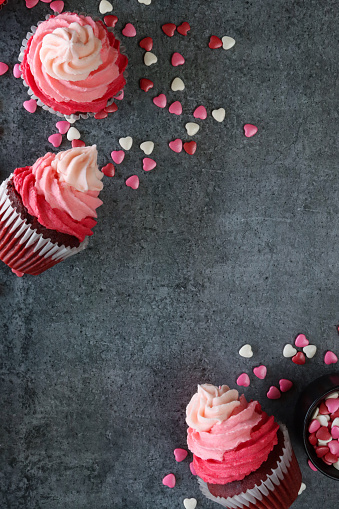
[169,101,182,115]
[174,448,188,462]
[153,94,167,108]
[101,163,115,177]
[236,373,250,387]
[279,379,293,393]
[253,365,267,379]
[111,150,125,164]
[94,110,108,119]
[171,52,185,67]
[126,175,139,190]
[292,352,306,365]
[308,459,317,471]
[0,62,9,76]
[209,35,222,49]
[324,452,338,464]
[177,22,190,36]
[295,333,309,348]
[324,351,338,365]
[122,23,136,37]
[332,409,339,419]
[316,426,331,441]
[48,133,62,148]
[169,139,183,153]
[139,78,154,92]
[184,141,197,155]
[139,37,153,52]
[244,124,258,138]
[193,105,207,120]
[331,426,339,439]
[326,398,339,414]
[25,0,39,8]
[315,446,329,458]
[308,419,321,434]
[162,23,176,37]
[56,120,70,134]
[319,402,331,415]
[13,64,22,78]
[104,15,118,28]
[23,99,37,113]
[162,473,176,488]
[267,386,281,400]
[50,0,64,13]
[308,433,317,446]
[105,102,118,113]
[189,462,197,475]
[143,158,156,172]
[72,140,85,148]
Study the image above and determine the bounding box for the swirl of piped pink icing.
[26,13,120,104]
[13,146,103,241]
[40,23,102,82]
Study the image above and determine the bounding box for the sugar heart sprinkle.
[184,141,197,155]
[303,345,317,359]
[169,139,183,153]
[174,448,188,462]
[162,473,175,488]
[193,105,207,120]
[140,141,154,155]
[283,344,297,358]
[99,0,113,14]
[111,150,125,164]
[119,136,133,150]
[295,334,309,348]
[104,15,118,27]
[292,352,306,365]
[143,158,156,172]
[236,373,250,387]
[324,351,338,365]
[72,140,85,148]
[253,365,267,379]
[139,78,154,92]
[162,23,176,37]
[171,52,185,67]
[13,64,22,78]
[50,0,64,12]
[56,120,70,134]
[126,175,139,190]
[267,386,281,400]
[177,22,190,36]
[23,99,37,113]
[139,37,153,52]
[171,77,185,91]
[244,124,258,137]
[209,35,222,49]
[169,101,182,115]
[48,133,62,148]
[122,23,136,37]
[101,163,115,177]
[279,379,293,392]
[153,94,167,108]
[144,52,158,66]
[239,344,253,358]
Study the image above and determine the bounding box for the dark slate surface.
[1,0,339,507]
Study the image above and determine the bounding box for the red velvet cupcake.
[19,13,128,120]
[186,384,302,508]
[0,145,103,276]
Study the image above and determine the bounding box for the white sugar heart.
[140,141,154,155]
[212,108,226,123]
[326,392,339,399]
[310,407,319,419]
[303,344,317,359]
[185,123,200,136]
[222,36,236,50]
[171,77,185,91]
[138,0,151,4]
[316,415,330,426]
[144,52,157,66]
[239,344,253,358]
[119,136,133,151]
[99,0,113,14]
[298,483,306,495]
[67,126,80,141]
[283,344,297,358]
[183,499,197,509]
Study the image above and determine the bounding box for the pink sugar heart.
[126,175,139,190]
[111,150,125,164]
[324,351,338,365]
[25,0,39,8]
[190,462,197,476]
[236,373,250,387]
[122,23,136,37]
[308,459,317,472]
[13,64,22,78]
[308,419,321,434]
[267,386,281,400]
[193,105,207,120]
[143,158,157,172]
[328,440,339,456]
[331,426,339,439]
[325,398,339,414]
[171,52,185,67]
[23,99,37,113]
[50,0,64,12]
[244,124,258,137]
[0,62,9,76]
[56,120,70,134]
[279,379,293,393]
[115,90,124,101]
[174,448,188,462]
[169,101,182,115]
[253,365,267,379]
[162,473,175,488]
[295,334,309,348]
[169,139,183,153]
[48,133,62,148]
[153,94,167,108]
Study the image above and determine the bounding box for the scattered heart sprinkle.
[143,158,156,172]
[99,0,113,14]
[267,386,281,400]
[119,136,133,151]
[138,0,151,4]
[185,123,200,136]
[56,120,70,134]
[177,22,190,36]
[209,35,222,49]
[244,124,258,137]
[253,365,267,379]
[122,23,136,38]
[162,23,176,37]
[292,352,306,365]
[169,101,182,115]
[144,52,158,66]
[72,140,85,148]
[295,334,309,348]
[105,102,118,113]
[126,175,139,190]
[174,448,188,462]
[153,94,167,108]
[139,37,153,52]
[303,344,317,358]
[308,459,317,472]
[236,373,250,387]
[139,78,154,92]
[283,344,297,358]
[23,99,37,114]
[279,379,293,392]
[193,105,207,120]
[239,344,253,358]
[324,351,338,365]
[183,498,197,509]
[169,139,183,153]
[13,64,22,78]
[50,0,64,12]
[171,77,185,91]
[104,15,118,27]
[101,163,115,177]
[189,462,197,475]
[212,108,226,122]
[48,133,62,148]
[222,36,236,50]
[94,110,108,120]
[111,150,125,164]
[140,141,154,155]
[67,126,80,141]
[298,483,306,495]
[162,473,176,488]
[183,141,197,155]
[171,52,185,67]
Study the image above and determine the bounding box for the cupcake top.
[13,145,103,241]
[186,384,279,484]
[21,13,128,115]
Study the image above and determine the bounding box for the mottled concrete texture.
[1,0,339,507]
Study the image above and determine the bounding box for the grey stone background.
[0,0,339,507]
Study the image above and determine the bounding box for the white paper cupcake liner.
[18,14,128,123]
[0,177,88,275]
[198,425,302,509]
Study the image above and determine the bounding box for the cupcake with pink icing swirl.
[186,384,302,508]
[19,13,128,119]
[0,145,104,276]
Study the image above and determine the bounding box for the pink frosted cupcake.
[0,145,103,276]
[19,13,128,119]
[186,384,302,508]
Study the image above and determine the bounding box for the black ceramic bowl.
[295,373,339,480]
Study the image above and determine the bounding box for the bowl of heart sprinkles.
[295,373,339,479]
